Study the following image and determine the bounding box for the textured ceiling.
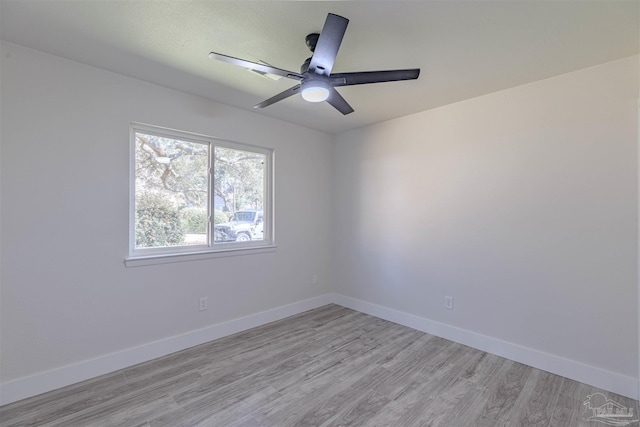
[1,1,638,134]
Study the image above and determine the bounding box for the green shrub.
[213,209,229,225]
[179,207,207,233]
[135,196,184,248]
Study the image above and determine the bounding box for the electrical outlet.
[444,296,454,310]
[312,274,319,285]
[199,297,208,311]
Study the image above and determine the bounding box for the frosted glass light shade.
[301,80,330,102]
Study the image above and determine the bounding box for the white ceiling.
[1,1,638,134]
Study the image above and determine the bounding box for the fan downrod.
[301,33,320,73]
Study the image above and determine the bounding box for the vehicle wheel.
[235,233,251,242]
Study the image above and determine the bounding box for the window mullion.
[209,143,215,248]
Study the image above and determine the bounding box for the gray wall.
[332,56,639,380]
[0,42,334,383]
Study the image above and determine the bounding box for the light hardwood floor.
[1,304,637,426]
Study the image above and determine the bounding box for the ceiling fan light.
[301,80,330,102]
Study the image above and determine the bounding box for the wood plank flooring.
[1,304,637,426]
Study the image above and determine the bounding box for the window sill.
[125,245,277,267]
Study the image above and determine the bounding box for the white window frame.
[126,123,275,267]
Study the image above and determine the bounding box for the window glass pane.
[213,146,265,244]
[134,132,209,249]
[129,124,272,260]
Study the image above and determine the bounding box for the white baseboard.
[2,292,637,406]
[0,294,333,406]
[332,293,639,400]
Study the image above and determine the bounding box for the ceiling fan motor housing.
[301,57,312,74]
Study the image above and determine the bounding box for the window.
[128,123,273,264]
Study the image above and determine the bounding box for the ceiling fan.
[209,13,420,115]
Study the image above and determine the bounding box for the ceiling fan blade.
[331,69,420,86]
[254,85,301,109]
[308,14,349,76]
[209,52,304,80]
[326,88,354,115]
